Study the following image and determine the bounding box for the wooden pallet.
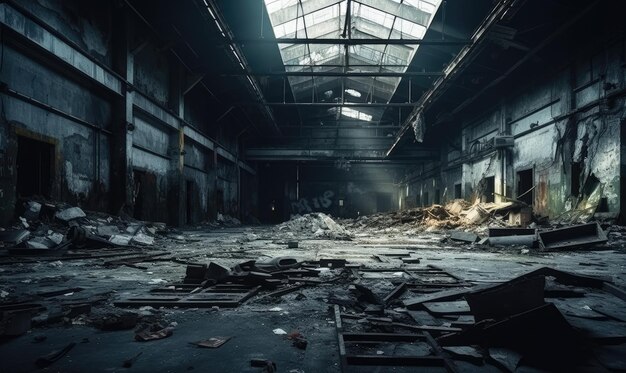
[115,285,260,308]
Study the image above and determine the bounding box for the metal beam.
[231,38,471,45]
[444,0,600,120]
[282,125,398,129]
[386,0,522,156]
[242,102,417,107]
[182,73,205,95]
[201,0,282,136]
[245,147,438,161]
[220,71,443,77]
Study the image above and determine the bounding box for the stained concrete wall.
[0,0,253,226]
[404,38,625,219]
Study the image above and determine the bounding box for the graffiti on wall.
[291,190,335,214]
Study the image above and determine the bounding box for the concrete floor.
[1,224,626,372]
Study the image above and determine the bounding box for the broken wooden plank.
[383,282,407,305]
[115,286,260,308]
[449,231,479,243]
[404,286,477,310]
[423,300,471,316]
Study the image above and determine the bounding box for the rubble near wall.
[403,42,625,221]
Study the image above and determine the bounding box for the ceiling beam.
[386,0,522,156]
[220,71,444,77]
[231,38,471,45]
[243,102,417,107]
[245,147,437,161]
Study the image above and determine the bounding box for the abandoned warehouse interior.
[1,0,626,372]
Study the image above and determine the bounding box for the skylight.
[263,0,442,122]
[341,107,372,121]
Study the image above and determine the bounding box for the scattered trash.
[250,359,277,373]
[287,331,307,350]
[35,342,76,368]
[272,328,287,335]
[135,324,174,341]
[90,312,139,331]
[55,207,86,222]
[190,336,231,348]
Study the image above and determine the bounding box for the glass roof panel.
[264,0,442,122]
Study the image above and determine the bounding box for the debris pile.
[0,200,165,254]
[342,200,530,232]
[276,213,352,240]
[114,256,342,308]
[333,264,625,372]
[198,212,241,228]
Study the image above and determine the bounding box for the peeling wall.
[405,39,625,219]
[0,1,250,226]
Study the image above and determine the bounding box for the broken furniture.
[538,222,608,250]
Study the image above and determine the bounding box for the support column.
[169,62,186,226]
[111,8,135,215]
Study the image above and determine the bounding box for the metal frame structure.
[333,305,458,372]
[262,0,444,125]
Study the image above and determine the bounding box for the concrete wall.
[0,0,254,226]
[403,37,625,219]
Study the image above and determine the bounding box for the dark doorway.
[216,189,224,214]
[16,136,54,198]
[133,170,158,221]
[483,176,495,203]
[434,189,441,205]
[454,183,462,199]
[186,180,194,224]
[517,169,534,205]
[422,192,429,207]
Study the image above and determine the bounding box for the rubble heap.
[0,200,166,253]
[276,213,352,240]
[342,199,526,232]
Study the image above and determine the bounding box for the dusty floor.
[1,224,626,372]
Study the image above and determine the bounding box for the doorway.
[16,136,54,198]
[454,183,462,199]
[483,176,495,203]
[517,169,534,205]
